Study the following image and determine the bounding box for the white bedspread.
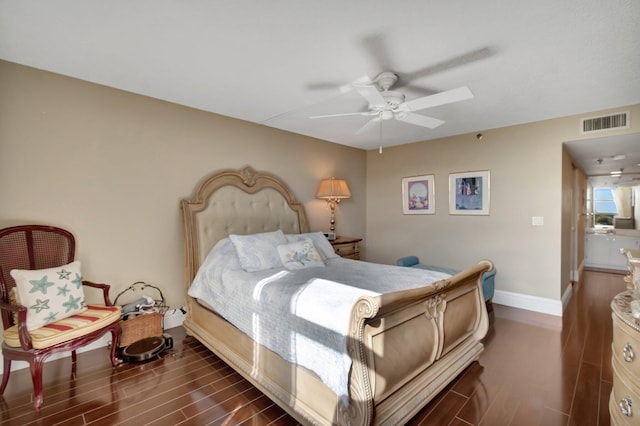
[189,238,452,404]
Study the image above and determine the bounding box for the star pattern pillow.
[285,232,340,262]
[10,261,87,331]
[277,239,326,270]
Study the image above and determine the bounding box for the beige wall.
[366,104,640,308]
[0,60,367,309]
[2,58,639,318]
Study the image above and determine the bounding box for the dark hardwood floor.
[0,268,626,425]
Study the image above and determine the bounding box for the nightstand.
[330,236,362,260]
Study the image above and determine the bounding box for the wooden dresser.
[330,236,362,260]
[610,248,640,425]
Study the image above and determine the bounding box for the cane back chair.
[0,225,121,410]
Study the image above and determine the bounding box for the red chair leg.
[0,357,11,395]
[109,326,121,367]
[29,356,46,411]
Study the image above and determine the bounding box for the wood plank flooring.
[0,268,626,425]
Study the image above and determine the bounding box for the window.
[593,187,617,226]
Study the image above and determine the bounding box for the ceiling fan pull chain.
[378,114,383,154]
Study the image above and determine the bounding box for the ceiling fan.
[310,71,473,135]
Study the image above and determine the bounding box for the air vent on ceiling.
[581,111,629,134]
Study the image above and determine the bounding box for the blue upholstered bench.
[396,256,495,303]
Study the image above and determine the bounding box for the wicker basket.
[114,281,167,348]
[118,313,164,347]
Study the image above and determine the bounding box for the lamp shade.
[316,178,351,200]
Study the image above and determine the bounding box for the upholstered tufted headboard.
[180,166,309,285]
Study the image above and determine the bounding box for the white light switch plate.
[532,216,544,226]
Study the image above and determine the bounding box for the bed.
[180,166,493,425]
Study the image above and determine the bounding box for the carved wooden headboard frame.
[180,166,310,287]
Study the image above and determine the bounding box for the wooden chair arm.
[0,299,19,312]
[82,280,114,306]
[0,299,33,351]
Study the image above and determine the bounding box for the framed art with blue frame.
[449,170,490,215]
[402,174,435,215]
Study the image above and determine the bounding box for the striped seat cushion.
[3,304,121,349]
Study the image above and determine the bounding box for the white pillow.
[229,230,287,272]
[285,232,339,261]
[10,261,87,331]
[277,239,325,270]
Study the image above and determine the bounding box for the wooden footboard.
[183,260,492,426]
[343,259,492,425]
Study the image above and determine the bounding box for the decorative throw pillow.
[10,261,87,331]
[229,230,287,272]
[277,239,326,270]
[285,232,339,261]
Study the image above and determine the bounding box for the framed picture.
[449,170,490,215]
[402,174,435,214]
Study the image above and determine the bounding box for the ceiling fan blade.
[396,112,445,129]
[336,75,375,94]
[403,86,473,112]
[349,75,374,87]
[353,84,387,107]
[355,116,382,134]
[362,34,394,71]
[307,75,374,93]
[310,111,375,119]
[400,47,495,84]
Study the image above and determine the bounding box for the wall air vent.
[581,111,629,134]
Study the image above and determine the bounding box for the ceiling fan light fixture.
[380,110,394,120]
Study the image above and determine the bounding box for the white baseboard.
[163,308,187,330]
[493,288,568,317]
[584,262,627,271]
[0,308,186,373]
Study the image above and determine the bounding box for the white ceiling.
[1,1,639,158]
